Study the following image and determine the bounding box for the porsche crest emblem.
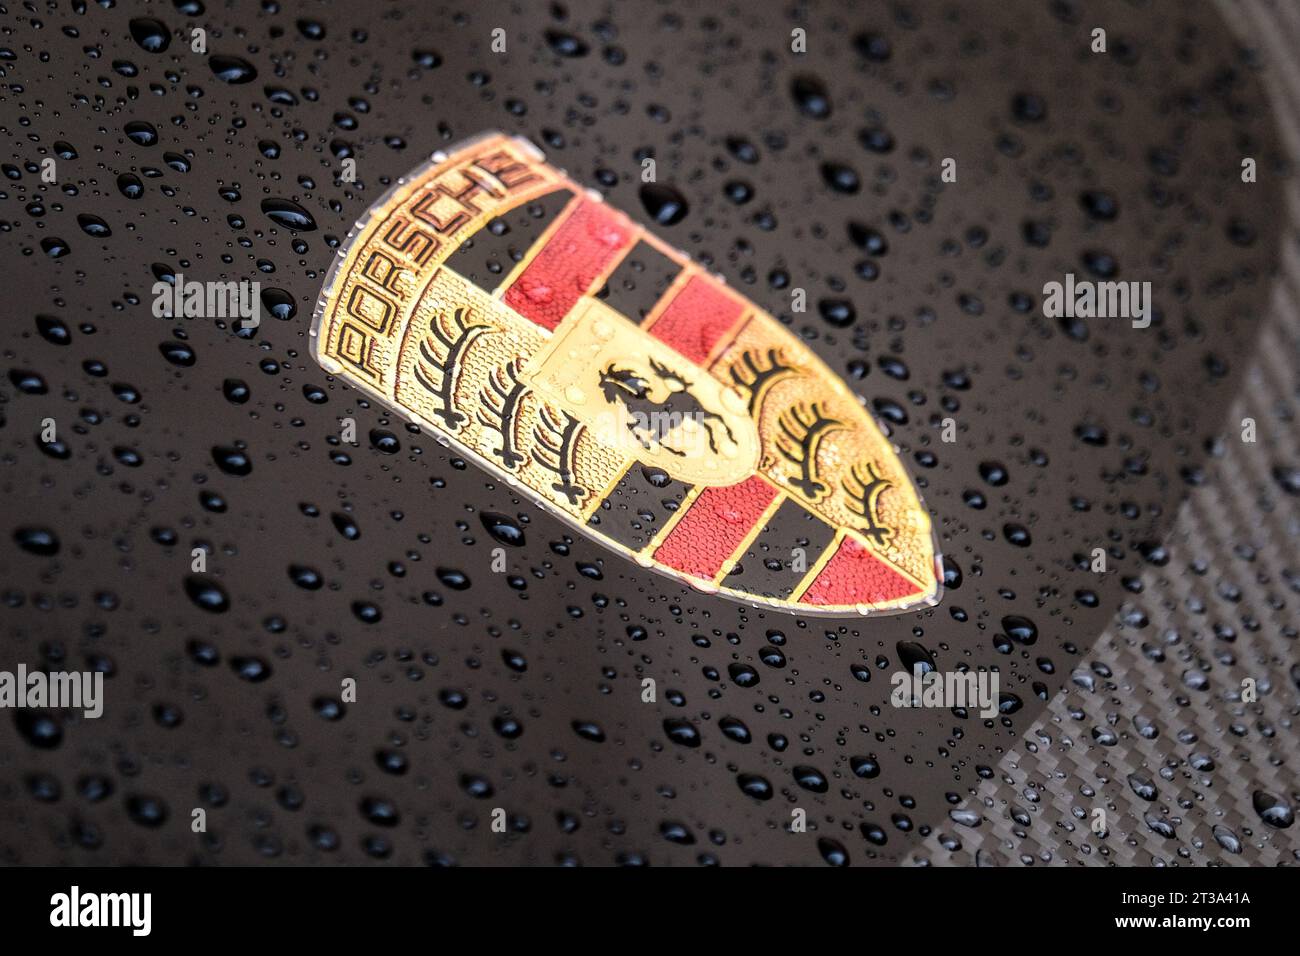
[311,132,943,616]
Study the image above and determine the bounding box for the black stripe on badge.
[586,461,692,552]
[443,188,574,292]
[721,496,838,599]
[595,239,683,324]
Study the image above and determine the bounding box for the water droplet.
[129,18,171,53]
[260,198,317,231]
[209,54,258,84]
[638,183,688,226]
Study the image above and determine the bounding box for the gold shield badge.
[311,132,942,616]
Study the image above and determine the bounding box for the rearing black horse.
[598,359,736,456]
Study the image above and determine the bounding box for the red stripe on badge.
[504,199,633,331]
[799,536,923,607]
[653,476,778,580]
[646,274,746,365]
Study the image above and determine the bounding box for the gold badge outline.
[310,131,945,617]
